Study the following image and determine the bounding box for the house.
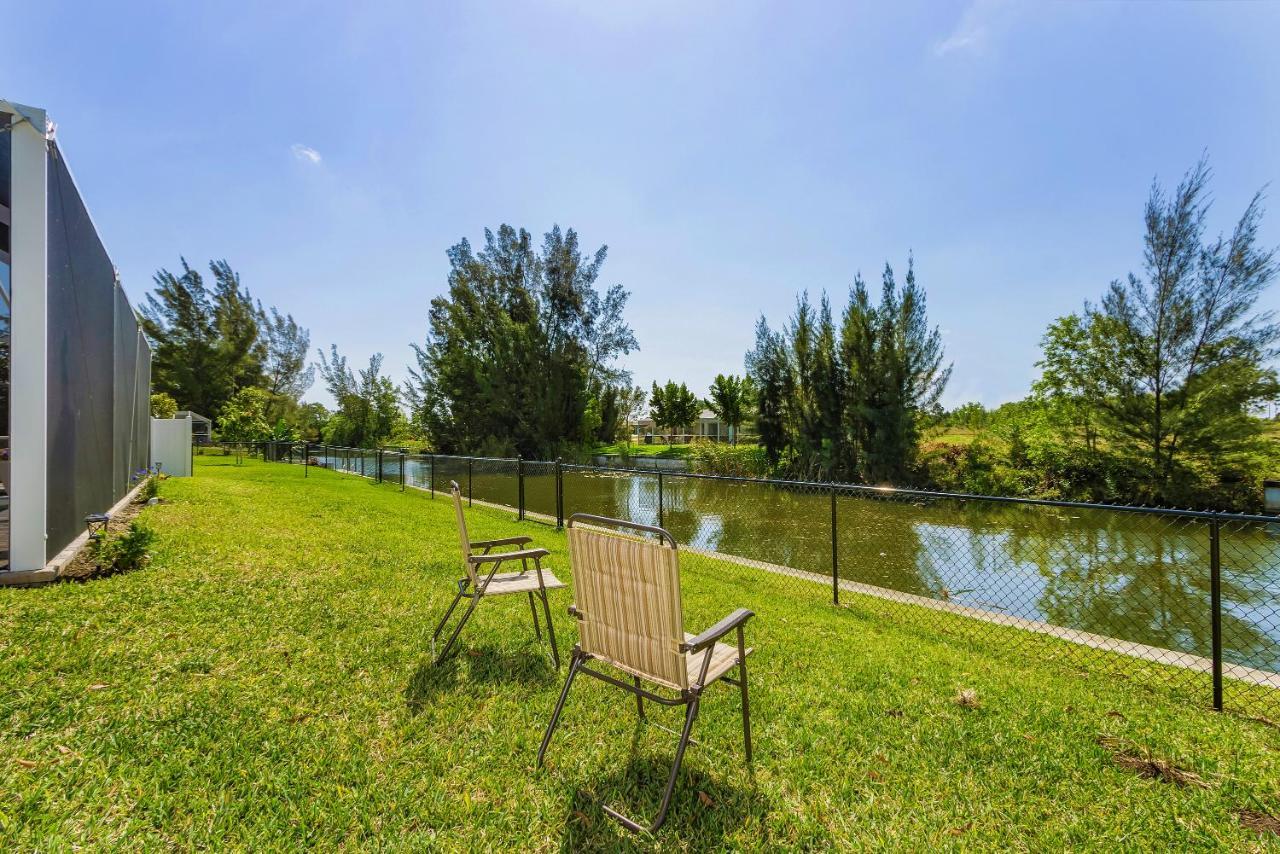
[175,411,213,445]
[631,409,730,443]
[0,101,152,582]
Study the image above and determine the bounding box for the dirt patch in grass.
[58,495,152,582]
[1096,735,1210,789]
[1237,809,1280,837]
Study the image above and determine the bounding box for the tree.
[209,260,266,395]
[749,257,950,483]
[1035,159,1280,504]
[258,304,314,419]
[405,225,636,456]
[860,259,951,483]
[140,260,224,417]
[947,402,989,432]
[318,346,404,448]
[150,392,178,419]
[140,258,284,419]
[294,402,331,442]
[593,385,623,443]
[217,386,271,443]
[745,317,791,466]
[617,385,648,439]
[1034,314,1107,452]
[650,381,701,442]
[706,374,756,445]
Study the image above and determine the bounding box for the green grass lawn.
[2,458,1280,849]
[594,442,698,458]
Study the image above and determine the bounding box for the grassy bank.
[593,442,698,458]
[1,457,1278,849]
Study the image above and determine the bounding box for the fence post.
[1210,517,1224,711]
[468,458,474,507]
[304,442,309,477]
[831,487,839,605]
[657,471,664,533]
[555,457,564,528]
[517,455,525,521]
[429,454,436,498]
[401,452,406,491]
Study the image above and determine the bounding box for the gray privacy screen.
[45,140,151,559]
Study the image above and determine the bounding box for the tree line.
[143,225,640,456]
[743,257,951,483]
[142,160,1280,510]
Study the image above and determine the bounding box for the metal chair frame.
[537,513,754,834]
[431,481,562,668]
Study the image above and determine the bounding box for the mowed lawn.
[2,458,1280,850]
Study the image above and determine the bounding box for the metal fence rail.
[238,442,1280,718]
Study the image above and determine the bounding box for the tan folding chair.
[537,513,754,834]
[431,481,566,667]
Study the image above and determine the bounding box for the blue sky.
[5,1,1279,410]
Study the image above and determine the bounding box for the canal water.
[327,451,1280,674]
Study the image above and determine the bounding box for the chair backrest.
[567,514,687,690]
[450,481,478,586]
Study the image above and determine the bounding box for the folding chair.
[431,481,565,667]
[537,513,754,834]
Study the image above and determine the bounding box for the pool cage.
[0,100,152,582]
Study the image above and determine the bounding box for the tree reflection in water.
[421,463,1280,672]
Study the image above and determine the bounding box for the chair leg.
[537,651,583,767]
[434,597,478,666]
[528,592,542,641]
[604,697,700,834]
[633,676,645,721]
[539,589,560,669]
[432,584,466,643]
[738,628,752,764]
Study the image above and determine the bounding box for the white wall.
[151,418,192,477]
[7,103,49,571]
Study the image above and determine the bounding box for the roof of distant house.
[174,410,212,425]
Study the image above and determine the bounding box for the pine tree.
[749,257,950,483]
[745,317,790,466]
[406,225,635,456]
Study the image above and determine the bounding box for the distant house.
[174,411,212,445]
[631,409,729,442]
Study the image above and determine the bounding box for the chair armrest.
[469,547,550,564]
[470,536,533,550]
[681,608,754,653]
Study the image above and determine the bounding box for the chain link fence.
[244,443,1280,718]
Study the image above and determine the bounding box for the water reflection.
[388,458,1280,673]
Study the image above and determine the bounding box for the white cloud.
[934,0,1007,57]
[291,143,322,165]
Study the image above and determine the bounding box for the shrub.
[688,443,771,478]
[131,465,167,502]
[90,522,156,574]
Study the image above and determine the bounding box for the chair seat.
[480,569,567,596]
[684,633,752,688]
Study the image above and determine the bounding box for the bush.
[687,443,771,478]
[132,466,166,502]
[90,523,156,573]
[150,392,178,419]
